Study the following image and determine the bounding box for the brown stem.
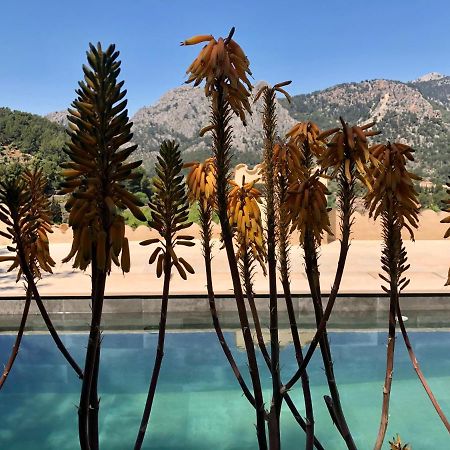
[200,204,256,407]
[304,233,355,450]
[281,274,315,450]
[78,268,106,450]
[88,343,101,449]
[14,229,83,380]
[282,165,353,394]
[373,284,396,450]
[213,83,267,449]
[134,251,171,450]
[243,254,325,450]
[396,295,450,431]
[0,286,32,391]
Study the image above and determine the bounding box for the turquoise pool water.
[0,330,449,449]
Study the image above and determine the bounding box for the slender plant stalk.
[0,287,32,390]
[199,203,256,406]
[200,200,324,449]
[260,87,282,449]
[14,229,84,380]
[78,267,107,450]
[281,164,353,392]
[280,274,315,450]
[87,262,101,450]
[373,287,396,448]
[277,156,315,450]
[88,343,101,450]
[373,207,399,450]
[303,230,355,450]
[241,250,325,450]
[395,300,450,431]
[213,83,267,449]
[134,251,171,450]
[285,139,356,448]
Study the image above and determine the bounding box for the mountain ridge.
[36,72,450,181]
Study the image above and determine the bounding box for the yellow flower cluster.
[182,30,252,124]
[285,172,333,245]
[227,177,266,270]
[184,158,217,208]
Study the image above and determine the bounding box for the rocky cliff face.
[46,74,450,179]
[130,84,296,171]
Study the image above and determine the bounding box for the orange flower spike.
[182,27,252,125]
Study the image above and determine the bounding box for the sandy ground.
[1,234,449,297]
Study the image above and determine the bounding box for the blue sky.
[1,0,449,116]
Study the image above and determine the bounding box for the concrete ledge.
[0,294,448,316]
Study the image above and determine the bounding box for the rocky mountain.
[130,84,296,172]
[282,74,450,179]
[43,73,450,180]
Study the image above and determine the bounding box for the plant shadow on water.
[0,331,449,449]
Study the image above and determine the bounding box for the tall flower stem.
[281,171,353,392]
[373,209,398,450]
[135,140,193,448]
[261,87,282,449]
[241,248,324,450]
[395,299,450,431]
[78,264,107,450]
[14,226,84,380]
[199,203,256,406]
[0,287,32,390]
[277,152,315,450]
[303,230,355,450]
[134,251,171,450]
[213,83,267,450]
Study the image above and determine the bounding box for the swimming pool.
[0,329,449,449]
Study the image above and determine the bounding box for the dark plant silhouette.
[61,43,145,450]
[135,140,194,450]
[182,27,268,449]
[0,168,82,388]
[366,142,450,449]
[281,119,382,450]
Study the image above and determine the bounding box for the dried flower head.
[272,140,303,180]
[319,119,380,188]
[0,168,55,280]
[184,158,217,208]
[228,177,266,272]
[285,171,333,245]
[286,121,327,162]
[253,80,292,104]
[182,28,252,124]
[365,142,420,239]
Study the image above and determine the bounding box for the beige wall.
[328,209,449,241]
[1,209,448,246]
